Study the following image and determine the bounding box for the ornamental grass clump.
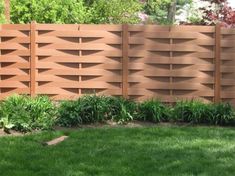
[57,95,111,127]
[173,100,235,125]
[0,94,56,132]
[138,99,172,123]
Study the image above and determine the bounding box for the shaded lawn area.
[1,126,235,176]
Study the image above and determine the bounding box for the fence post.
[122,24,129,99]
[4,0,10,23]
[30,21,36,97]
[214,23,221,103]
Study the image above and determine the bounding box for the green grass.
[1,126,235,176]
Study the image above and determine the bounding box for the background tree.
[89,0,142,24]
[10,0,91,24]
[0,0,6,23]
[9,0,142,24]
[143,0,193,24]
[167,0,177,24]
[199,0,235,27]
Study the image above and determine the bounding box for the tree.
[9,0,143,24]
[200,0,235,27]
[167,0,177,24]
[0,0,6,23]
[10,0,91,24]
[89,0,142,24]
[143,0,193,24]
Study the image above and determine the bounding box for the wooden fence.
[1,23,235,105]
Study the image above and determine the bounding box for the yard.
[1,126,235,176]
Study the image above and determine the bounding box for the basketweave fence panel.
[221,28,235,106]
[127,25,216,103]
[35,24,123,100]
[0,23,230,104]
[0,24,31,99]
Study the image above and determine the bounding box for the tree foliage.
[0,0,5,23]
[200,0,235,27]
[10,0,90,24]
[89,0,142,24]
[9,0,142,24]
[143,0,193,24]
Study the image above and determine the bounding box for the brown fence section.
[1,23,235,104]
[128,25,216,102]
[35,24,123,100]
[0,24,31,99]
[221,28,235,105]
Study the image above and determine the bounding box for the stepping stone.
[43,136,68,146]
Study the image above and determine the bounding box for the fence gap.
[122,24,129,99]
[214,23,221,103]
[30,21,36,97]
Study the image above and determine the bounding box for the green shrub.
[57,100,82,127]
[138,99,171,123]
[57,95,138,126]
[0,94,56,132]
[107,97,137,124]
[78,95,110,123]
[173,100,210,123]
[9,0,142,24]
[57,95,110,127]
[173,100,235,125]
[89,0,142,24]
[10,0,91,24]
[209,103,235,125]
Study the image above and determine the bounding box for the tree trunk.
[167,0,177,24]
[4,0,10,23]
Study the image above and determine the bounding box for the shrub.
[172,100,235,125]
[89,0,142,24]
[107,97,138,124]
[57,95,110,127]
[173,100,210,123]
[57,95,138,126]
[209,103,235,125]
[138,99,171,123]
[0,94,56,132]
[10,0,91,24]
[9,0,142,24]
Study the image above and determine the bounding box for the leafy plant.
[196,0,235,27]
[209,102,235,125]
[57,95,110,127]
[0,94,56,132]
[143,0,193,24]
[107,97,137,124]
[78,95,110,123]
[0,117,15,133]
[138,99,171,123]
[89,0,142,24]
[173,100,211,123]
[10,0,91,24]
[173,100,235,125]
[9,0,143,24]
[57,99,83,127]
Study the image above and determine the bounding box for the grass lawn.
[1,126,235,176]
